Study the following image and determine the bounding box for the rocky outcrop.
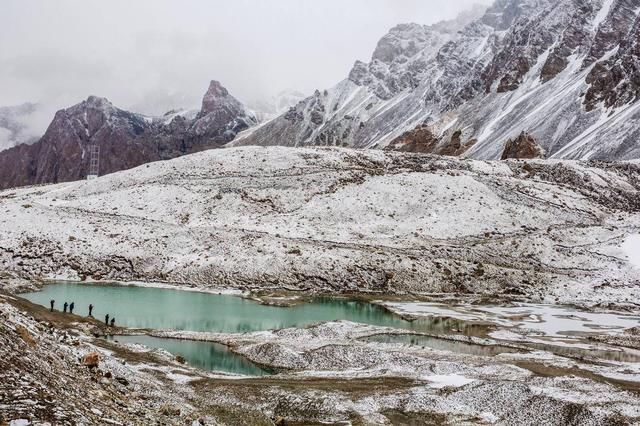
[387,126,475,156]
[386,125,440,153]
[0,81,256,190]
[500,132,545,160]
[235,0,640,161]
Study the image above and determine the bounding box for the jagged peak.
[82,96,117,113]
[59,95,119,118]
[372,23,433,64]
[480,0,554,30]
[201,80,234,114]
[85,95,112,105]
[204,80,230,99]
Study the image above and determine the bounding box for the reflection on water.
[22,283,488,335]
[523,342,640,363]
[109,334,270,376]
[363,334,522,356]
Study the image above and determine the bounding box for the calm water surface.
[22,282,485,334]
[108,334,270,375]
[23,283,640,374]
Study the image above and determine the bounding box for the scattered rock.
[82,352,100,369]
[16,325,36,347]
[159,404,181,416]
[115,377,129,386]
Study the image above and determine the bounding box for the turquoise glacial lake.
[22,282,479,334]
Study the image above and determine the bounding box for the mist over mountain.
[0,0,491,135]
[236,0,640,161]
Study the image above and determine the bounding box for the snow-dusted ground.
[144,317,640,423]
[1,146,639,308]
[622,234,640,269]
[380,302,640,338]
[6,292,640,425]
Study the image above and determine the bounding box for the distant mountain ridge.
[0,81,256,190]
[233,0,640,161]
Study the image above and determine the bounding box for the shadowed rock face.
[501,132,545,160]
[584,8,640,111]
[0,81,256,190]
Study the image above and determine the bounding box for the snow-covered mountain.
[0,80,257,190]
[0,103,41,151]
[234,0,640,160]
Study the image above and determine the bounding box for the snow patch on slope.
[622,234,640,269]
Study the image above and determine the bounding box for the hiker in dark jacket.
[50,300,55,312]
[69,302,75,314]
[88,304,93,317]
[105,313,110,326]
[110,317,115,327]
[63,302,68,313]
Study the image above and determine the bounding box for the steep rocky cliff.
[234,0,640,161]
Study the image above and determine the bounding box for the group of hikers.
[49,299,116,327]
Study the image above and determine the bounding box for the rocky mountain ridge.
[234,0,640,161]
[0,81,256,190]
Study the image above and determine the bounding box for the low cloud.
[0,0,492,136]
[0,128,11,151]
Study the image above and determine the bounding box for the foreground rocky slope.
[235,0,640,160]
[2,288,640,425]
[0,292,199,425]
[0,81,256,190]
[0,146,638,308]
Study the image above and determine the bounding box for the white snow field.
[0,146,638,309]
[622,234,640,269]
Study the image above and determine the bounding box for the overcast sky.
[0,0,490,119]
